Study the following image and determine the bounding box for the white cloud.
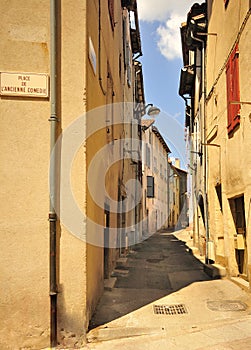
[137,0,196,60]
[137,0,175,22]
[137,0,195,22]
[156,14,184,60]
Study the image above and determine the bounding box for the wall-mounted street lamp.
[134,102,160,119]
[145,103,161,116]
[141,104,161,131]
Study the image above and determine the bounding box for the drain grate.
[153,304,188,315]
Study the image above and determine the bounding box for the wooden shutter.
[226,43,240,134]
[226,59,232,131]
[231,45,240,123]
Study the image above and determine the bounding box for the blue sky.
[140,21,184,122]
[137,0,196,168]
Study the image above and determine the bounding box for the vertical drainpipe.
[98,0,106,96]
[49,0,58,347]
[191,31,210,264]
[167,155,170,229]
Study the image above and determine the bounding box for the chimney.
[175,158,180,168]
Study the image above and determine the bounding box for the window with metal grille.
[226,43,240,135]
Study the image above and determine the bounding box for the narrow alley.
[1,1,251,349]
[83,229,251,350]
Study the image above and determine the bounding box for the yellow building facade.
[0,0,144,348]
[168,162,188,229]
[180,1,251,288]
[142,122,170,235]
[206,0,251,284]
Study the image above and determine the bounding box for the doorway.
[229,195,247,277]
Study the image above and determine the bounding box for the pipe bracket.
[48,115,59,122]
[49,213,57,222]
[50,292,58,296]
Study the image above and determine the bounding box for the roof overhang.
[180,23,189,66]
[180,2,207,59]
[121,0,136,11]
[122,0,142,56]
[179,66,195,96]
[134,61,145,116]
[152,126,171,154]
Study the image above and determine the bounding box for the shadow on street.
[89,230,213,330]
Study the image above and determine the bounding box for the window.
[149,131,152,144]
[125,42,132,86]
[215,184,222,212]
[106,66,114,143]
[229,195,247,274]
[160,164,163,178]
[119,53,122,79]
[153,156,158,174]
[130,120,138,161]
[145,144,151,168]
[147,176,154,198]
[108,0,115,29]
[226,43,240,135]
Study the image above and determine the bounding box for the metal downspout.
[191,32,210,264]
[49,0,58,346]
[98,0,106,96]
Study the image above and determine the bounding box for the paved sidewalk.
[81,229,251,350]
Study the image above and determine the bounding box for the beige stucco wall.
[0,1,51,348]
[206,0,251,281]
[0,1,89,348]
[85,0,138,319]
[0,0,141,348]
[57,0,88,338]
